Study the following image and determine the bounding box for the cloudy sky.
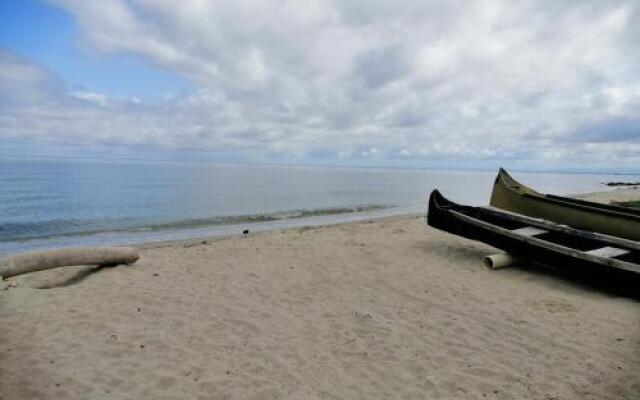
[1,0,639,171]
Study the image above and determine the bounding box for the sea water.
[0,160,632,255]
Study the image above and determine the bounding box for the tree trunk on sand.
[0,247,140,279]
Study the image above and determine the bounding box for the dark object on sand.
[0,247,140,279]
[490,168,640,241]
[243,229,250,235]
[427,190,640,277]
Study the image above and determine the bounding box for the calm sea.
[0,160,630,255]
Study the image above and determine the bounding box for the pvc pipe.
[483,253,518,270]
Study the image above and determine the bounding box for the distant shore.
[604,181,640,187]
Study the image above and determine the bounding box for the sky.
[0,0,639,172]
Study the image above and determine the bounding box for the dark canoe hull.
[427,190,640,280]
[490,168,640,241]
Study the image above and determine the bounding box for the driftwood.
[0,247,139,279]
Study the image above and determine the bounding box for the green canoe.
[490,168,640,241]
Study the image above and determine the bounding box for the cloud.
[572,117,640,143]
[1,0,640,169]
[0,51,63,105]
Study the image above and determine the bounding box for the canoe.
[490,168,640,241]
[427,189,640,278]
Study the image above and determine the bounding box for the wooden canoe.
[427,189,640,280]
[490,168,640,241]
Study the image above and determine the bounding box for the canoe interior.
[429,190,640,266]
[497,167,640,219]
[490,168,640,241]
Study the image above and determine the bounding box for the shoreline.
[0,207,423,257]
[100,185,640,252]
[4,185,638,257]
[134,212,424,251]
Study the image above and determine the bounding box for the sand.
[575,186,640,204]
[1,191,639,399]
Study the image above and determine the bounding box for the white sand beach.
[1,190,639,400]
[575,186,640,204]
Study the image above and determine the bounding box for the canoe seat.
[585,246,629,258]
[511,226,548,237]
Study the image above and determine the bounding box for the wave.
[0,204,394,243]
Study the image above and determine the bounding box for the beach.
[1,190,639,399]
[4,0,640,397]
[575,186,640,204]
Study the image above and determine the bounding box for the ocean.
[0,160,630,255]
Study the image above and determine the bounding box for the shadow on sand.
[505,260,640,301]
[36,264,118,289]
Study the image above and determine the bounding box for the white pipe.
[483,253,518,270]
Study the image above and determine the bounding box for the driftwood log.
[0,247,139,279]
